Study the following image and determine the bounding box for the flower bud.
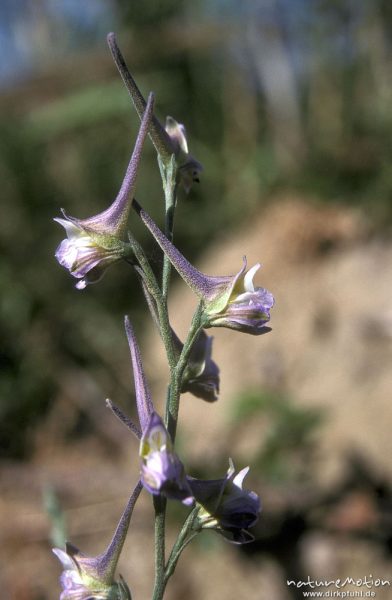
[165,116,202,193]
[107,33,202,192]
[138,281,219,402]
[180,330,220,402]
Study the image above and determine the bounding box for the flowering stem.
[164,506,200,583]
[166,301,204,441]
[128,234,178,600]
[152,495,167,600]
[128,234,177,374]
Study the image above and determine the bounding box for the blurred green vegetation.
[229,390,324,484]
[1,0,391,458]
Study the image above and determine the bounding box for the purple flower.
[206,261,274,335]
[188,460,261,543]
[139,280,220,402]
[54,93,154,289]
[107,33,202,193]
[178,330,220,402]
[54,220,131,290]
[140,412,193,505]
[133,200,274,335]
[53,482,142,599]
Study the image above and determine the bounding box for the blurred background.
[1,0,392,598]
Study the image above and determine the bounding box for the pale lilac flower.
[54,221,131,290]
[53,482,142,599]
[140,412,193,505]
[133,200,274,335]
[54,93,154,289]
[206,261,274,335]
[188,460,261,543]
[107,33,202,192]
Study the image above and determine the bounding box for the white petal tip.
[233,466,250,488]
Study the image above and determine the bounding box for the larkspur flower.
[133,199,274,335]
[107,32,202,192]
[188,460,261,544]
[53,482,142,599]
[54,93,154,289]
[140,411,193,505]
[140,280,220,402]
[178,330,220,402]
[110,320,194,503]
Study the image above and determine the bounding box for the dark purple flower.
[188,460,261,543]
[178,330,220,402]
[133,200,274,335]
[140,412,193,505]
[53,481,142,599]
[139,280,220,402]
[54,93,154,289]
[107,33,202,193]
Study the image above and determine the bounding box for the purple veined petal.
[55,238,79,270]
[54,218,124,289]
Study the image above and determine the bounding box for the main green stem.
[152,495,167,600]
[164,506,200,583]
[166,302,203,441]
[151,157,203,600]
[151,155,178,600]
